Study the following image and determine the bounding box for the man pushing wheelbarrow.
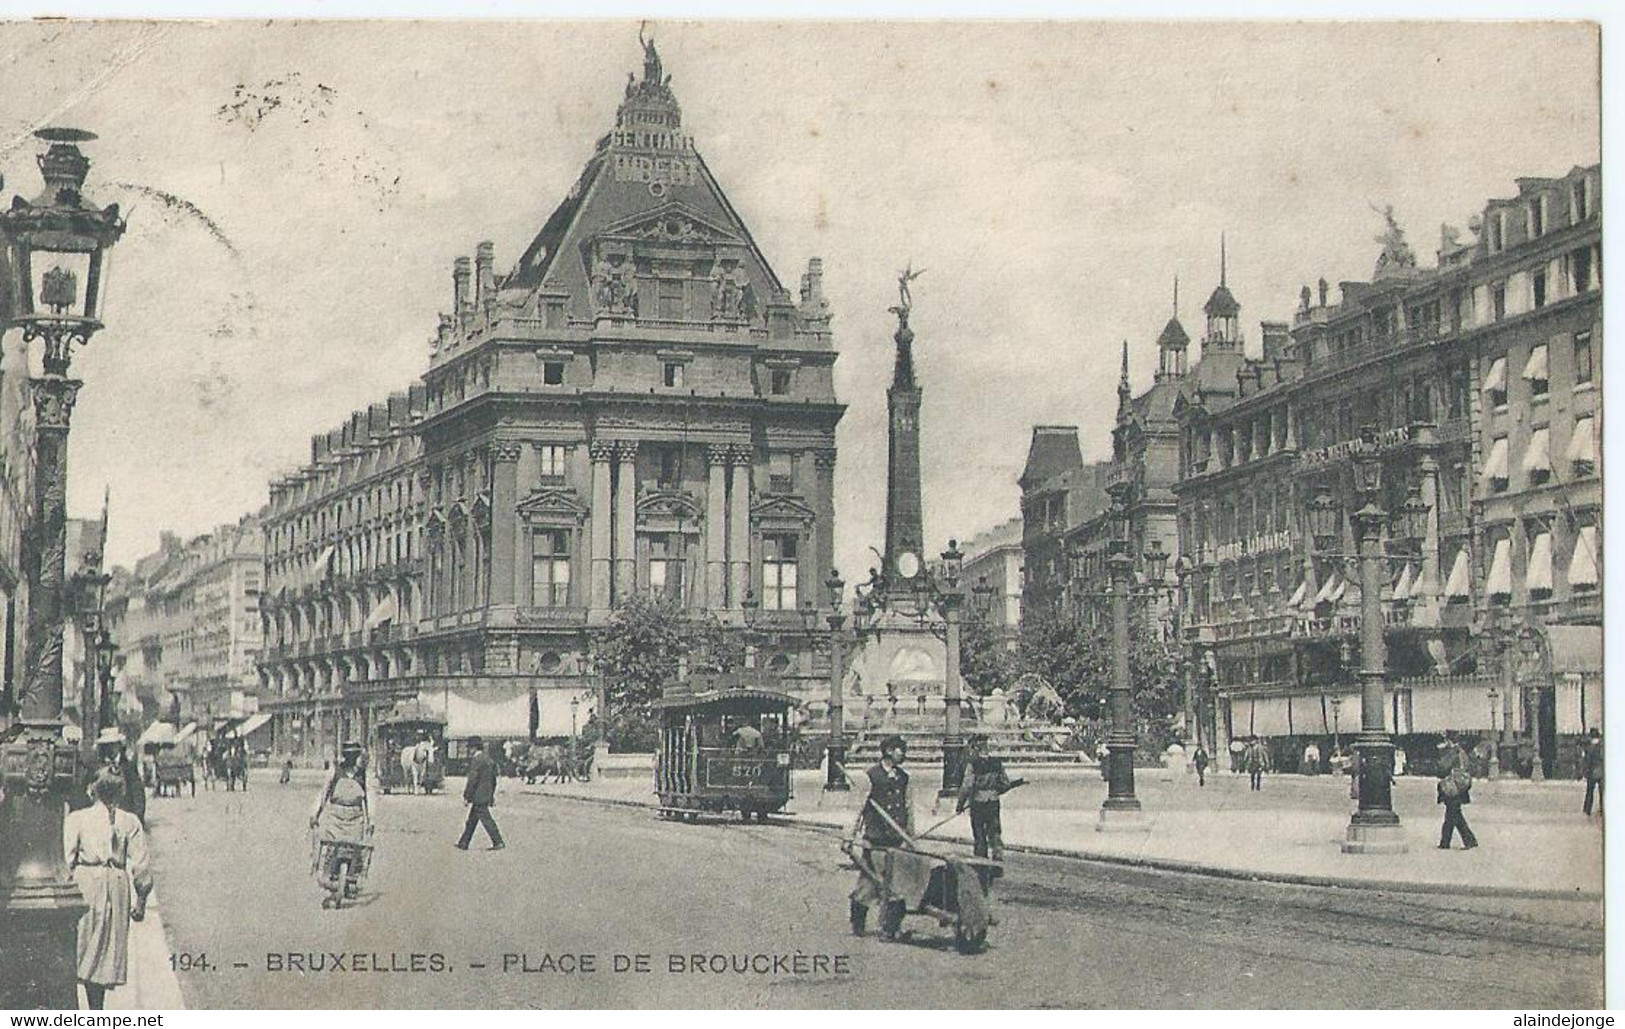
[841,735,1007,953]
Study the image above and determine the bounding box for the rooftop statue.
[1371,203,1417,278]
[889,262,926,330]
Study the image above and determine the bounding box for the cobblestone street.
[136,778,1603,1009]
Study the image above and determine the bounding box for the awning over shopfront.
[137,721,175,747]
[235,712,274,742]
[1547,625,1602,675]
[438,682,532,739]
[1407,678,1494,732]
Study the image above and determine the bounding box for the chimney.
[454,256,472,327]
[1260,321,1290,361]
[475,241,495,313]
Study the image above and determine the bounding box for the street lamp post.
[569,695,580,769]
[0,127,125,1009]
[936,540,966,799]
[1310,426,1413,855]
[1486,685,1501,779]
[823,569,849,791]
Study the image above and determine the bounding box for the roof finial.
[1173,275,1179,317]
[1220,233,1227,287]
[1119,340,1130,385]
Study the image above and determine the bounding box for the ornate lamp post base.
[0,723,88,1009]
[1097,736,1148,832]
[1340,731,1408,854]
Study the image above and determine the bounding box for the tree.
[958,611,1017,696]
[587,594,744,751]
[1013,600,1182,747]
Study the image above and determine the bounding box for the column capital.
[589,440,617,462]
[706,444,733,467]
[491,440,524,463]
[813,447,838,471]
[728,443,754,465]
[613,440,640,462]
[30,376,81,432]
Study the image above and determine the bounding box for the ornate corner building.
[257,42,844,760]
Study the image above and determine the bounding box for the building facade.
[961,516,1023,630]
[1171,166,1600,776]
[107,518,265,730]
[259,42,844,761]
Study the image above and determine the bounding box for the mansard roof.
[501,43,792,323]
[1020,425,1084,490]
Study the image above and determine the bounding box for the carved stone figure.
[590,256,638,316]
[1371,203,1417,277]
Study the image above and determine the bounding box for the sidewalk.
[521,767,1604,900]
[103,891,185,1010]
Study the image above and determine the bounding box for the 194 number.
[170,952,213,972]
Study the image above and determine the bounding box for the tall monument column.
[882,286,926,586]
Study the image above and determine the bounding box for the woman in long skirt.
[310,741,373,907]
[65,770,153,1009]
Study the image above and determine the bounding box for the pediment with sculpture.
[516,487,588,524]
[751,494,816,528]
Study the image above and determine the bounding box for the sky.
[0,20,1600,579]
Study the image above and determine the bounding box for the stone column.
[514,443,541,604]
[705,446,729,609]
[727,445,752,610]
[489,441,521,609]
[613,442,639,603]
[589,442,614,612]
[813,448,838,608]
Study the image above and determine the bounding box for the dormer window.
[543,361,565,386]
[770,368,793,395]
[1529,194,1546,238]
[663,361,684,388]
[1573,176,1591,222]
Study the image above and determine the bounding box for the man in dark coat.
[956,734,1012,861]
[1192,744,1210,787]
[456,736,505,851]
[1581,728,1603,816]
[1436,736,1478,850]
[848,735,914,939]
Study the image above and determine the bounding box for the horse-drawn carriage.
[653,684,796,823]
[375,711,446,795]
[204,733,249,791]
[520,739,594,783]
[153,745,195,797]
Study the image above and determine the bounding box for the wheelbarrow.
[842,839,1000,953]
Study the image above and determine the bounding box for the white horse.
[399,746,421,794]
